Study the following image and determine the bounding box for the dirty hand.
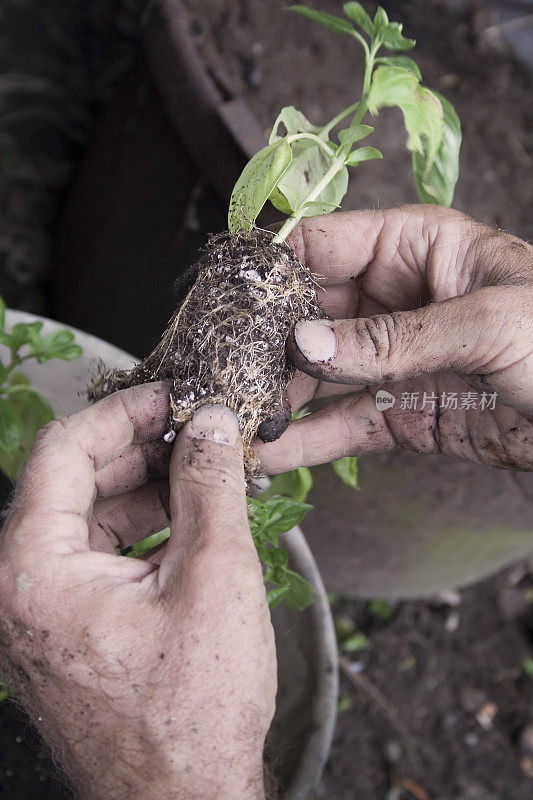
[256,205,533,472]
[0,386,276,800]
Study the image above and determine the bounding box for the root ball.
[88,229,322,478]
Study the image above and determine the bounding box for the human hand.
[256,205,533,473]
[0,386,276,800]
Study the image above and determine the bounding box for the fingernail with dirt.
[294,320,337,363]
[191,404,239,446]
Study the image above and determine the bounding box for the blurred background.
[1,1,533,798]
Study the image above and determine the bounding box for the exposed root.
[88,228,322,479]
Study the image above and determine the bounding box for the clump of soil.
[89,228,322,477]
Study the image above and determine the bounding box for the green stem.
[286,132,334,157]
[350,39,380,126]
[272,157,346,244]
[317,103,359,139]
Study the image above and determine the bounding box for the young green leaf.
[332,456,358,488]
[338,124,374,149]
[269,137,348,217]
[345,146,383,166]
[302,200,340,212]
[259,467,313,503]
[254,495,313,540]
[269,105,320,143]
[373,7,415,50]
[379,22,415,51]
[7,372,31,387]
[267,585,290,609]
[0,295,5,333]
[367,598,393,620]
[337,694,354,713]
[0,398,21,456]
[373,6,389,29]
[287,5,356,36]
[0,677,11,704]
[0,388,54,479]
[411,91,461,206]
[267,104,346,217]
[36,329,83,363]
[341,631,369,652]
[261,546,289,570]
[228,140,292,232]
[375,55,421,81]
[10,321,44,352]
[367,65,443,170]
[343,2,373,37]
[284,569,317,611]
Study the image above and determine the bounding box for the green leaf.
[266,564,288,586]
[268,186,293,215]
[373,7,415,50]
[284,569,317,610]
[7,372,30,387]
[267,584,290,609]
[127,527,170,558]
[379,21,415,51]
[332,456,358,488]
[337,694,354,713]
[228,140,292,232]
[0,677,12,704]
[367,65,444,171]
[0,388,54,479]
[267,105,347,217]
[523,658,533,679]
[0,332,17,349]
[269,105,319,144]
[273,146,348,216]
[0,295,5,333]
[0,398,21,456]
[412,91,461,206]
[341,632,369,652]
[260,467,313,503]
[367,598,393,620]
[338,124,374,148]
[345,146,383,166]
[373,6,389,28]
[302,200,340,211]
[35,329,82,363]
[11,321,43,352]
[343,2,373,37]
[267,106,348,218]
[335,614,356,641]
[254,496,312,540]
[287,5,356,36]
[375,55,421,80]
[261,546,289,570]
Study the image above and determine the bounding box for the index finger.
[5,383,170,545]
[286,204,466,288]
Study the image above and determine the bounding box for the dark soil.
[0,1,533,799]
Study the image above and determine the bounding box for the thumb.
[162,404,253,575]
[289,287,517,387]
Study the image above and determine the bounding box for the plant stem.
[272,157,346,244]
[317,103,359,139]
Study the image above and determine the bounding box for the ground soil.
[0,1,533,799]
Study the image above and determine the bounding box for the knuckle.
[354,313,400,366]
[29,418,64,455]
[178,444,245,495]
